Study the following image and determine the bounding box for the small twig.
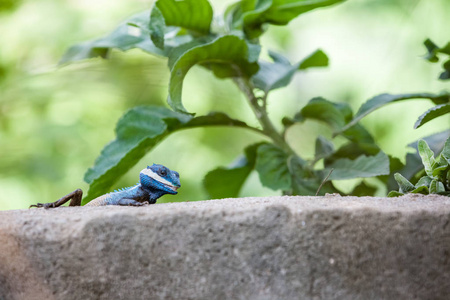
[315,168,334,196]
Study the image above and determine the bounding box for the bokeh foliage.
[0,0,449,209]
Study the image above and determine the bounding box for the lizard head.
[139,164,181,195]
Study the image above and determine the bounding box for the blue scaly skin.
[30,164,180,208]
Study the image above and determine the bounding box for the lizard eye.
[159,169,167,177]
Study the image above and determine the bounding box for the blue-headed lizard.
[30,164,180,208]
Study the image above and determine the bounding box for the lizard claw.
[29,203,43,209]
[129,201,148,206]
[29,203,56,209]
[142,201,149,205]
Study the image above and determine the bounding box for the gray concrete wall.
[0,195,449,300]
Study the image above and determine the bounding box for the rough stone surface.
[0,195,450,300]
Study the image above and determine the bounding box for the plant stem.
[233,77,295,155]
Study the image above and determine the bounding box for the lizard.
[29,164,180,208]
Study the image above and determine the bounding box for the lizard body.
[30,164,180,208]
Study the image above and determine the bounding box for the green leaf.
[294,97,375,143]
[324,142,380,166]
[168,35,260,113]
[60,11,170,64]
[416,176,432,188]
[298,49,329,70]
[324,151,390,180]
[149,7,165,49]
[439,59,450,80]
[339,124,375,144]
[294,97,347,129]
[203,165,251,199]
[418,139,436,177]
[153,0,213,35]
[167,39,208,70]
[251,60,297,92]
[315,136,334,161]
[410,185,429,195]
[267,50,291,64]
[429,179,445,194]
[350,181,377,197]
[338,93,450,134]
[442,136,450,164]
[388,191,404,197]
[129,14,194,52]
[182,112,249,128]
[203,143,262,199]
[438,154,449,166]
[440,42,450,55]
[257,0,346,25]
[60,44,110,64]
[423,39,440,62]
[83,107,252,203]
[255,143,291,191]
[414,103,450,129]
[393,173,415,193]
[432,164,449,181]
[252,49,328,92]
[242,0,346,39]
[234,0,273,38]
[224,1,243,31]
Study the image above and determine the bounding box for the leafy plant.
[388,137,450,197]
[60,0,450,203]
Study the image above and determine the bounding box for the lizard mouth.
[164,183,179,192]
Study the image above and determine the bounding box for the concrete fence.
[1,195,449,299]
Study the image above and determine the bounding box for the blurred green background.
[0,0,449,210]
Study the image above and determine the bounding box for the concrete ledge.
[1,195,450,299]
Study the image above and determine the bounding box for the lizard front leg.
[29,189,83,209]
